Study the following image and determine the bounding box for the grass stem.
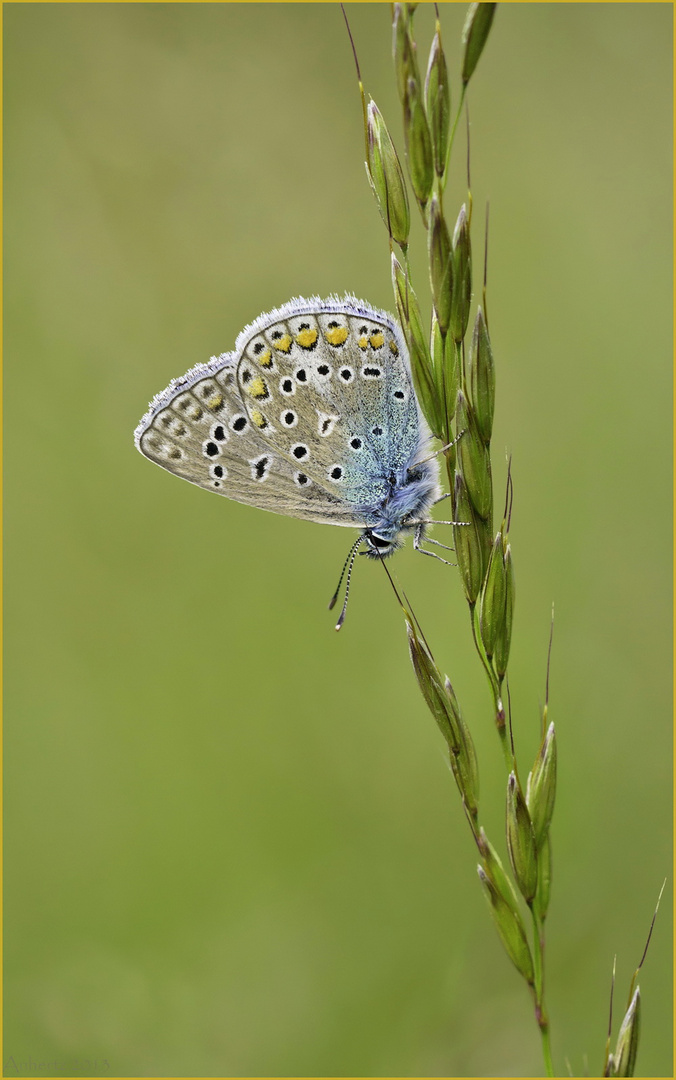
[531,905,554,1076]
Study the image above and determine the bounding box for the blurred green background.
[5,3,672,1077]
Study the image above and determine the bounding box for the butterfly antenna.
[328,534,363,612]
[333,537,364,631]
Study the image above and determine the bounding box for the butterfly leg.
[413,524,454,565]
[433,520,458,527]
[424,536,454,552]
[417,519,468,528]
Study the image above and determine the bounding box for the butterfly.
[134,296,447,572]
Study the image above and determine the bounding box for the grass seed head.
[477,864,535,984]
[431,313,457,449]
[366,100,410,247]
[430,309,444,387]
[453,471,485,603]
[478,827,522,919]
[407,629,479,816]
[407,625,461,752]
[461,3,497,86]
[403,75,434,213]
[392,3,421,105]
[526,722,557,850]
[506,772,538,904]
[425,25,451,178]
[445,677,480,817]
[442,327,461,429]
[467,307,495,444]
[479,531,508,661]
[428,194,453,335]
[611,987,641,1077]
[450,204,472,343]
[455,391,492,519]
[391,254,441,435]
[495,543,514,678]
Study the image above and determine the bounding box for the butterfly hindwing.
[135,352,362,525]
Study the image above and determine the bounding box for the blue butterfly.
[135,296,449,611]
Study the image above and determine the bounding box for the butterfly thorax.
[360,460,440,558]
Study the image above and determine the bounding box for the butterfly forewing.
[135,352,362,525]
[234,303,422,511]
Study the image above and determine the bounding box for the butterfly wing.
[232,296,428,516]
[134,353,362,526]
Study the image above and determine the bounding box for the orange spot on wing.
[296,327,318,349]
[325,325,349,347]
